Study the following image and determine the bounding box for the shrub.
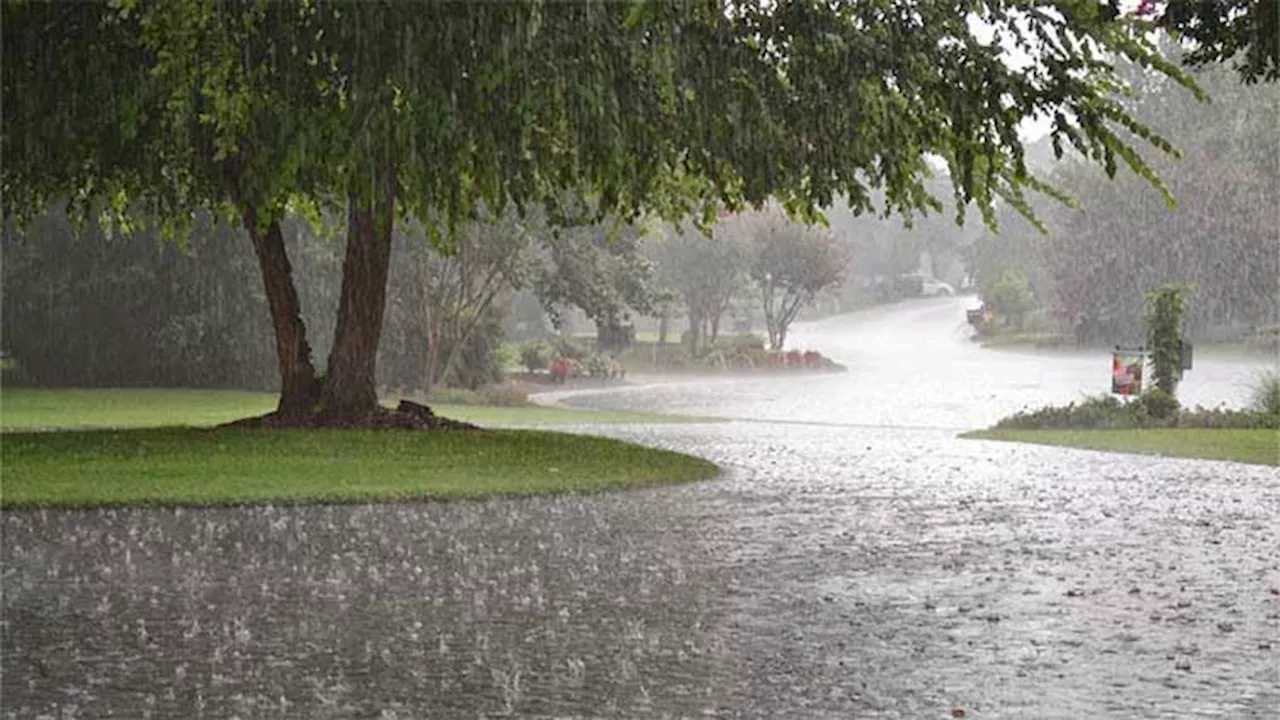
[1178,405,1280,430]
[994,393,1143,430]
[1139,387,1180,422]
[550,357,583,382]
[1250,370,1280,416]
[653,345,691,371]
[425,387,481,406]
[1247,324,1280,353]
[477,381,532,407]
[703,349,730,369]
[1145,283,1193,397]
[581,354,603,377]
[1,354,29,386]
[993,391,1280,431]
[519,342,550,372]
[552,337,591,361]
[427,382,532,407]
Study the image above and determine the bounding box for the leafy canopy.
[2,0,1268,236]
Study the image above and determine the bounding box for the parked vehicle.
[899,273,955,297]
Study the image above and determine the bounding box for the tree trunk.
[437,298,501,393]
[764,311,779,350]
[685,310,703,355]
[760,279,780,349]
[322,165,398,417]
[423,325,440,395]
[243,208,321,417]
[421,262,441,395]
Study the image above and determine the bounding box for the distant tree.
[985,270,1037,331]
[967,199,1055,321]
[649,287,682,347]
[651,222,746,354]
[1,209,276,389]
[393,211,529,394]
[1044,53,1279,343]
[531,218,654,354]
[956,39,1278,346]
[824,198,922,285]
[824,180,984,308]
[741,207,848,350]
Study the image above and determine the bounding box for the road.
[4,297,1277,718]
[555,296,1270,430]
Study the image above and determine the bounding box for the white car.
[900,274,955,297]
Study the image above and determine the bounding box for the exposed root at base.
[219,400,480,431]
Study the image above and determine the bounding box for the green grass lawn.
[0,387,706,431]
[1,428,719,509]
[965,428,1279,466]
[0,387,720,509]
[978,332,1073,350]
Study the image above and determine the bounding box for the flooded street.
[5,298,1278,718]
[555,296,1272,431]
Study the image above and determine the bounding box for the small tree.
[650,221,745,355]
[985,270,1036,330]
[1145,283,1193,398]
[400,211,529,395]
[741,207,848,350]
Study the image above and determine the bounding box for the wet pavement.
[4,297,1278,718]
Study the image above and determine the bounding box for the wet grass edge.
[0,386,722,431]
[961,428,1279,466]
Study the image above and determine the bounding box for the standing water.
[4,298,1278,718]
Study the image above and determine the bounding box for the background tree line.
[2,198,852,389]
[967,51,1279,346]
[2,205,643,391]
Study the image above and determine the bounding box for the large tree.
[4,0,1276,426]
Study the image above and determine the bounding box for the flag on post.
[1111,351,1144,396]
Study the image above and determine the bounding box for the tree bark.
[243,207,321,417]
[685,309,703,355]
[419,251,441,395]
[423,325,441,395]
[322,164,398,417]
